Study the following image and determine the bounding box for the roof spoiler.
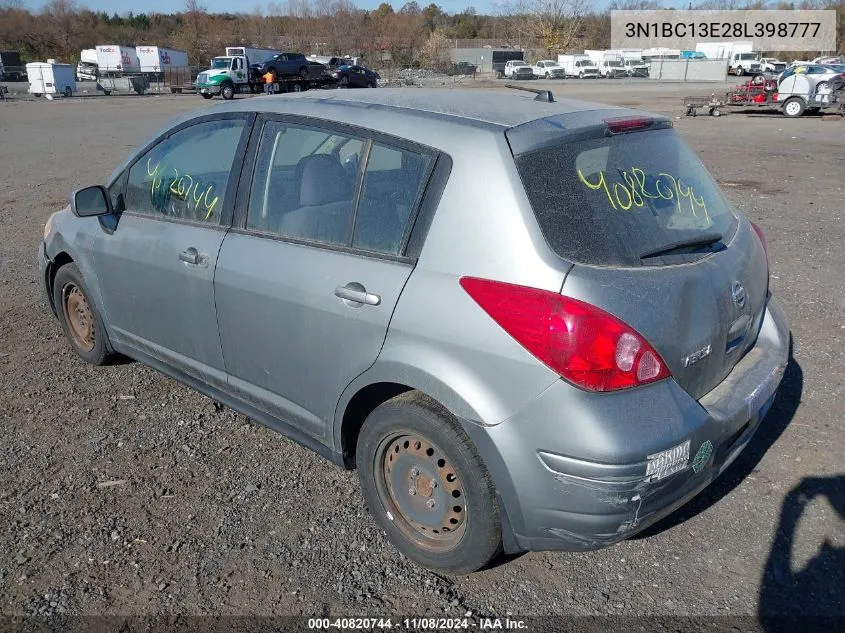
[504,83,555,103]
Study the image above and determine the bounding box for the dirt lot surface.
[0,81,843,629]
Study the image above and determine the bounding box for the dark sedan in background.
[332,65,379,88]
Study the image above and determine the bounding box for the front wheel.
[578,72,584,79]
[357,392,502,575]
[201,93,213,99]
[367,82,375,88]
[220,83,235,100]
[53,263,118,366]
[734,66,744,76]
[299,66,309,79]
[339,77,349,88]
[782,96,805,117]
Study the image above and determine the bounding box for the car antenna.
[504,83,555,103]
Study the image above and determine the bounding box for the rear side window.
[353,143,433,255]
[512,128,737,267]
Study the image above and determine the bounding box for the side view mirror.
[71,185,112,218]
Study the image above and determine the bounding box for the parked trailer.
[136,46,188,78]
[163,66,197,93]
[95,45,140,75]
[26,61,76,97]
[97,75,149,96]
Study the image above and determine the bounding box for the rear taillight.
[459,277,671,392]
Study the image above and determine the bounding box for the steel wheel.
[375,433,467,552]
[61,283,95,353]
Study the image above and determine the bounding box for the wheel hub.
[62,284,95,352]
[379,434,466,549]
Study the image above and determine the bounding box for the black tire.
[496,71,504,79]
[102,90,110,96]
[201,93,213,99]
[221,82,234,100]
[367,81,375,88]
[782,96,805,117]
[734,66,744,76]
[578,72,584,79]
[339,76,349,88]
[53,263,117,366]
[816,81,828,92]
[357,391,502,574]
[299,66,309,79]
[63,86,72,97]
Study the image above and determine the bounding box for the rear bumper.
[464,296,790,552]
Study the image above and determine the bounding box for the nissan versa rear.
[39,90,789,574]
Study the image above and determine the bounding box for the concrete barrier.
[648,59,728,82]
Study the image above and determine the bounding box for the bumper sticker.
[645,440,690,482]
[692,440,713,474]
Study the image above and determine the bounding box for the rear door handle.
[179,247,207,267]
[335,283,381,306]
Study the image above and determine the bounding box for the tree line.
[0,0,842,70]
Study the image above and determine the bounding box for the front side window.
[125,118,245,224]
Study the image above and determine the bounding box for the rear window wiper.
[639,232,724,260]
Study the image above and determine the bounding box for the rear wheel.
[357,392,502,574]
[782,96,805,117]
[53,263,117,366]
[816,81,829,91]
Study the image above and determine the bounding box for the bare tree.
[505,0,589,56]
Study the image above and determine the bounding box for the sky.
[19,0,608,17]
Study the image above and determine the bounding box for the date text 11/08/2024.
[307,618,528,630]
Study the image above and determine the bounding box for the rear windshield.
[512,128,737,267]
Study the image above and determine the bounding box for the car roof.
[205,89,636,130]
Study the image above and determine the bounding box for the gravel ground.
[0,82,842,629]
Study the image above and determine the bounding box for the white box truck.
[136,46,188,74]
[27,60,76,97]
[95,45,140,74]
[695,41,761,76]
[557,54,599,78]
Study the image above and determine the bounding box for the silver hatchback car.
[39,89,789,574]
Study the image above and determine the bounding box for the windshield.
[738,54,758,60]
[211,57,231,69]
[510,128,738,267]
[606,61,623,67]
